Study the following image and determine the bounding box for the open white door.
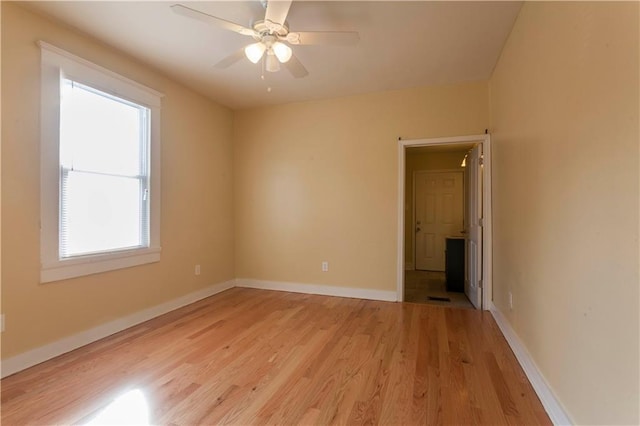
[465,145,483,309]
[414,171,463,271]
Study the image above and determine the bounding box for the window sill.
[40,246,161,283]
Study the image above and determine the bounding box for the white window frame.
[39,41,163,283]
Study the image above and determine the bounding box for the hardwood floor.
[404,270,474,309]
[1,288,551,425]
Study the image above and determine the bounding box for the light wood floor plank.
[1,288,551,425]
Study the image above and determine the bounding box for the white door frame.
[397,134,493,309]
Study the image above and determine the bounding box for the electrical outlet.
[321,261,329,272]
[195,264,201,276]
[508,292,513,310]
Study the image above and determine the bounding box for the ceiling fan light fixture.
[245,42,266,63]
[265,52,281,72]
[272,42,292,63]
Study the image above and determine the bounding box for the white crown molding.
[489,303,573,425]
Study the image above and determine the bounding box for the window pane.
[61,171,143,257]
[60,80,146,176]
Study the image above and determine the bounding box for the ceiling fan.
[171,1,359,78]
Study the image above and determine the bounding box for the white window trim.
[39,41,163,283]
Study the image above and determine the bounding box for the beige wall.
[1,3,235,358]
[0,2,3,358]
[2,3,637,424]
[490,2,639,424]
[234,82,488,290]
[404,150,467,265]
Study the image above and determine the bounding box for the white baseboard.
[0,280,573,426]
[2,279,397,377]
[236,278,398,302]
[489,303,573,425]
[404,262,414,271]
[1,280,235,378]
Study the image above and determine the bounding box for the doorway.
[396,134,493,309]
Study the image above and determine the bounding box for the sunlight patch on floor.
[84,389,149,426]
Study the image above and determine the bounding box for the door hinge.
[479,279,483,289]
[479,217,484,227]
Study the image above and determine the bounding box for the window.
[60,80,150,257]
[40,42,163,283]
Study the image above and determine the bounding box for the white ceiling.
[23,1,522,110]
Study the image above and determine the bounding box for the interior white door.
[465,145,483,309]
[414,171,463,271]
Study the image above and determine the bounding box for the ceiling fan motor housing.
[252,20,289,39]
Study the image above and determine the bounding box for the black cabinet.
[445,237,465,292]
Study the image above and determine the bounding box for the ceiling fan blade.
[171,4,257,36]
[214,48,246,69]
[283,54,308,79]
[265,0,292,26]
[288,31,360,46]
